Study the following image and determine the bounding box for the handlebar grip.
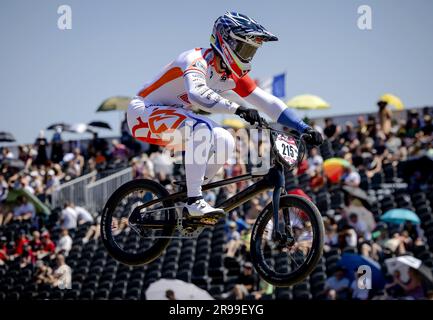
[259,117,268,128]
[302,133,314,144]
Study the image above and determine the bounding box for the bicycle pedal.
[185,213,224,226]
[199,216,220,225]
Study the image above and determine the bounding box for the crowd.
[1,103,433,300]
[0,124,136,292]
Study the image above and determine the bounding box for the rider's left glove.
[303,127,324,146]
[235,106,263,126]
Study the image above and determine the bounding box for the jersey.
[137,48,255,114]
[135,47,309,133]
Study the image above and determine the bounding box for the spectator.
[56,228,72,256]
[226,221,241,257]
[307,147,323,175]
[111,139,129,162]
[231,262,259,300]
[324,118,339,140]
[395,268,425,299]
[60,202,78,230]
[15,230,30,256]
[13,196,35,222]
[72,148,85,176]
[82,215,101,244]
[385,270,408,298]
[421,115,433,135]
[350,270,370,300]
[341,166,361,187]
[348,213,370,240]
[30,231,43,253]
[34,260,53,285]
[337,222,358,250]
[0,236,9,265]
[34,130,48,166]
[51,128,64,163]
[378,100,392,136]
[323,266,350,299]
[52,254,72,289]
[73,204,94,225]
[40,231,56,257]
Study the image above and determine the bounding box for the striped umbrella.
[323,157,351,183]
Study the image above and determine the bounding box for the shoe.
[183,199,225,223]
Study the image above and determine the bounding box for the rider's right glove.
[235,106,263,126]
[303,127,324,146]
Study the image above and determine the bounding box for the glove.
[303,127,323,146]
[235,106,263,126]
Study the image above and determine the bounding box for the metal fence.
[51,171,97,209]
[85,167,132,215]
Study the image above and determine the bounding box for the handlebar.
[253,119,314,145]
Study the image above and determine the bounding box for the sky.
[1,0,433,143]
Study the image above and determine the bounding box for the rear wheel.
[100,179,176,266]
[250,195,324,286]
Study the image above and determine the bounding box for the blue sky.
[1,0,432,143]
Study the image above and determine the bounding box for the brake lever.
[301,133,313,144]
[258,117,269,129]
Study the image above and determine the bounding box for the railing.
[85,167,132,215]
[51,171,97,209]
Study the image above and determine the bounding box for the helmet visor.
[233,40,258,62]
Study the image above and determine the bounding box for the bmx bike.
[101,124,324,286]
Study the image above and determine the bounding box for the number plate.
[275,134,299,165]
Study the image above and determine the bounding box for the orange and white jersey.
[136,48,257,114]
[134,47,308,133]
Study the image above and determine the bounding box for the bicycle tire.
[100,179,176,266]
[250,194,324,287]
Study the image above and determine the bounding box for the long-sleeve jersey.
[136,48,309,132]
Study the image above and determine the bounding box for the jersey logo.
[131,108,187,146]
[178,93,191,105]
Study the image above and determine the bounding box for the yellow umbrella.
[286,94,330,110]
[222,118,245,129]
[97,96,131,112]
[379,93,404,110]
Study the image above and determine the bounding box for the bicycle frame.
[135,165,283,212]
[132,127,307,239]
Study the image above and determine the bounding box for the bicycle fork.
[269,165,295,246]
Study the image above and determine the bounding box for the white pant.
[127,97,235,197]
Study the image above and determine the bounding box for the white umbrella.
[62,153,74,162]
[385,255,433,284]
[145,278,214,300]
[69,123,89,134]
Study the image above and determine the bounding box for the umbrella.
[62,153,74,162]
[342,185,372,207]
[286,94,330,110]
[46,122,71,131]
[67,123,94,134]
[97,96,131,112]
[145,278,214,300]
[323,158,351,183]
[345,204,376,232]
[1,158,25,170]
[0,131,16,142]
[88,121,112,130]
[337,253,385,289]
[222,118,245,129]
[380,208,421,225]
[379,93,404,110]
[385,256,433,284]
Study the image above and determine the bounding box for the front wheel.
[250,195,324,287]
